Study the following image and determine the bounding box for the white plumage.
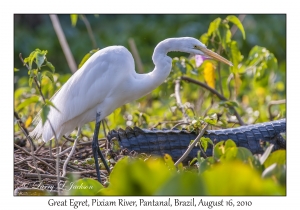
[30,37,232,143]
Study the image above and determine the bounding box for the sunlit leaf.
[70,14,78,27]
[203,61,215,89]
[221,147,253,162]
[67,178,104,195]
[214,141,226,159]
[16,96,39,111]
[46,61,55,73]
[201,161,285,195]
[234,73,242,95]
[41,104,50,125]
[226,15,246,39]
[99,157,172,195]
[24,50,37,69]
[200,33,209,45]
[35,51,47,69]
[229,41,243,72]
[224,139,236,150]
[198,157,216,174]
[200,137,213,152]
[45,99,60,112]
[24,116,32,128]
[219,24,231,49]
[78,49,99,69]
[164,154,176,172]
[207,18,221,36]
[42,71,55,83]
[155,172,207,195]
[262,163,286,186]
[264,150,286,168]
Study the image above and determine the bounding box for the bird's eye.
[194,45,197,48]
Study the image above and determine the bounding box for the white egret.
[30,37,233,183]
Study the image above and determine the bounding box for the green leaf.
[259,144,274,165]
[164,154,176,172]
[35,51,47,69]
[221,147,253,162]
[262,164,286,186]
[14,68,19,72]
[264,150,286,168]
[46,61,55,73]
[24,51,37,69]
[198,157,216,174]
[201,161,285,195]
[226,15,246,39]
[207,18,221,36]
[200,137,213,152]
[214,141,226,159]
[99,157,172,195]
[219,24,231,49]
[67,178,104,195]
[229,41,243,72]
[78,49,99,69]
[16,96,39,111]
[155,172,207,195]
[200,33,209,45]
[224,139,236,149]
[70,14,78,27]
[28,77,33,87]
[45,99,60,112]
[42,71,55,83]
[41,104,50,125]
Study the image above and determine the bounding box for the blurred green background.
[14,14,286,77]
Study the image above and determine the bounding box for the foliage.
[14,15,286,195]
[64,140,285,195]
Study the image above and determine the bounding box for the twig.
[78,138,106,146]
[171,122,190,130]
[62,128,81,177]
[80,15,97,49]
[25,173,68,180]
[151,120,184,129]
[14,112,40,182]
[226,73,234,100]
[49,14,77,73]
[14,111,36,150]
[34,141,46,155]
[216,46,224,96]
[67,169,107,175]
[231,15,247,37]
[63,135,75,142]
[181,76,244,125]
[15,157,33,166]
[14,144,57,172]
[53,147,72,157]
[175,79,189,122]
[268,99,286,121]
[175,123,209,166]
[128,38,144,73]
[27,162,46,174]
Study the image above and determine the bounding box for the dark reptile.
[107,118,286,162]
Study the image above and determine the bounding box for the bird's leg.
[92,112,110,183]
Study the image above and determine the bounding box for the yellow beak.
[197,46,233,66]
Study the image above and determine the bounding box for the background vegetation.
[14,14,286,195]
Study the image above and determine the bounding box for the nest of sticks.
[14,134,135,196]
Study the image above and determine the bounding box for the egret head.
[179,37,233,66]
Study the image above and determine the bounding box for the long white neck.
[131,38,184,99]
